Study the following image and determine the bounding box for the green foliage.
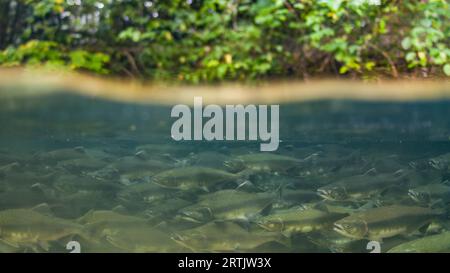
[69,50,110,74]
[0,40,109,73]
[400,1,450,75]
[0,40,63,67]
[0,0,448,81]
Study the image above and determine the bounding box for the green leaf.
[401,38,412,50]
[339,66,348,74]
[406,52,416,62]
[444,64,450,76]
[365,61,375,71]
[420,19,432,28]
[217,65,227,79]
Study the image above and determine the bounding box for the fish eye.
[183,210,196,217]
[329,187,345,196]
[342,224,352,230]
[417,192,430,201]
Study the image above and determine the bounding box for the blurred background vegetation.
[0,0,449,83]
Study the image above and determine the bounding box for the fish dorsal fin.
[162,153,178,163]
[8,162,20,170]
[260,202,273,216]
[303,152,321,161]
[153,221,169,229]
[360,200,377,209]
[134,150,147,160]
[363,168,377,176]
[111,205,127,214]
[76,209,95,224]
[31,203,53,216]
[73,146,85,153]
[393,169,406,177]
[30,183,45,193]
[230,219,251,231]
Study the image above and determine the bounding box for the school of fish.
[0,144,449,253]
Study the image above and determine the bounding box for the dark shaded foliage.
[0,0,449,82]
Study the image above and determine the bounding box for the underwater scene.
[0,88,449,253]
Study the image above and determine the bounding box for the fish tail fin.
[235,180,261,192]
[260,202,273,216]
[235,170,265,192]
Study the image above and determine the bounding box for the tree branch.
[367,42,398,78]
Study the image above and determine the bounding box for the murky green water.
[0,91,449,253]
